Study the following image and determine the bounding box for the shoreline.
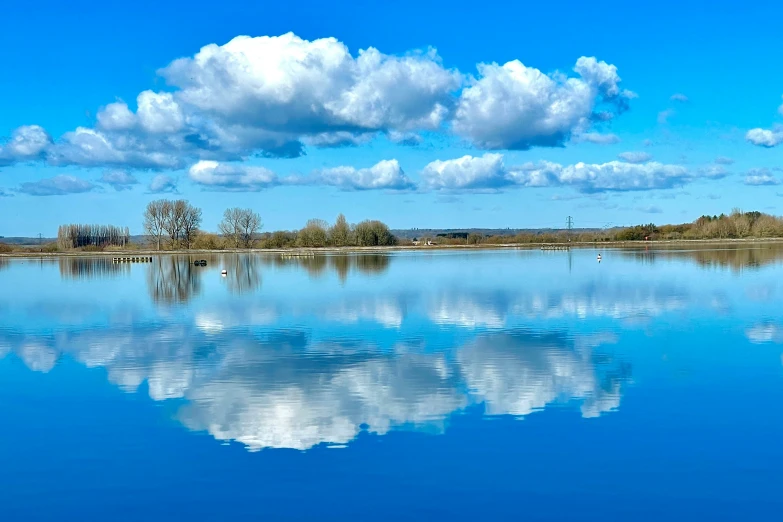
[4,238,783,258]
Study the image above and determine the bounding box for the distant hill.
[390,228,603,239]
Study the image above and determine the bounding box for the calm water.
[2,247,783,520]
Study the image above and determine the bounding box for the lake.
[2,246,783,520]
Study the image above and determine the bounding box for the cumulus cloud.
[670,93,689,103]
[453,56,631,150]
[99,170,139,191]
[715,156,734,165]
[421,154,712,193]
[163,34,460,134]
[746,126,783,148]
[315,159,415,191]
[2,34,637,170]
[0,125,52,166]
[17,175,99,196]
[617,151,652,163]
[148,174,178,193]
[743,168,780,186]
[188,160,280,191]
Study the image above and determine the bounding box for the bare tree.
[144,200,168,250]
[219,208,262,248]
[181,204,202,249]
[57,224,130,249]
[298,219,329,247]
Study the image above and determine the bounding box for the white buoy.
[597,254,602,263]
[221,269,227,276]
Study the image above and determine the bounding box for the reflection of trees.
[622,246,783,272]
[353,254,391,276]
[265,253,391,281]
[58,257,130,280]
[147,256,202,304]
[1,323,630,452]
[222,255,262,295]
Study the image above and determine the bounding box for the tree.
[297,219,329,247]
[219,208,262,248]
[329,213,351,247]
[145,199,201,250]
[143,200,167,250]
[354,220,397,246]
[180,203,202,249]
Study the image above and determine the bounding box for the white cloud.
[422,153,513,191]
[746,126,783,148]
[453,56,631,150]
[617,151,652,163]
[715,156,734,165]
[47,127,181,169]
[744,168,780,186]
[97,101,137,131]
[0,125,52,166]
[422,154,704,193]
[17,175,99,196]
[2,35,638,170]
[573,132,621,145]
[148,174,178,193]
[637,205,663,214]
[99,170,139,191]
[162,33,459,135]
[188,160,279,191]
[136,91,185,134]
[316,159,415,191]
[670,93,689,103]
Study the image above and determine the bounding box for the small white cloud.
[743,168,780,186]
[17,175,99,196]
[714,156,734,165]
[148,174,178,193]
[0,125,52,166]
[188,160,279,192]
[574,132,621,145]
[99,170,139,191]
[316,159,415,191]
[617,151,652,163]
[97,101,137,131]
[422,153,510,192]
[637,205,663,214]
[421,154,704,193]
[746,126,783,148]
[670,93,689,103]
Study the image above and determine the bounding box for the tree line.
[142,199,396,250]
[57,224,130,250]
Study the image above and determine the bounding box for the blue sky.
[2,0,783,236]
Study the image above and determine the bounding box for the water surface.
[2,246,783,520]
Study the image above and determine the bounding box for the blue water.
[2,248,783,520]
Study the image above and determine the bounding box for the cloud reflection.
[0,324,630,451]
